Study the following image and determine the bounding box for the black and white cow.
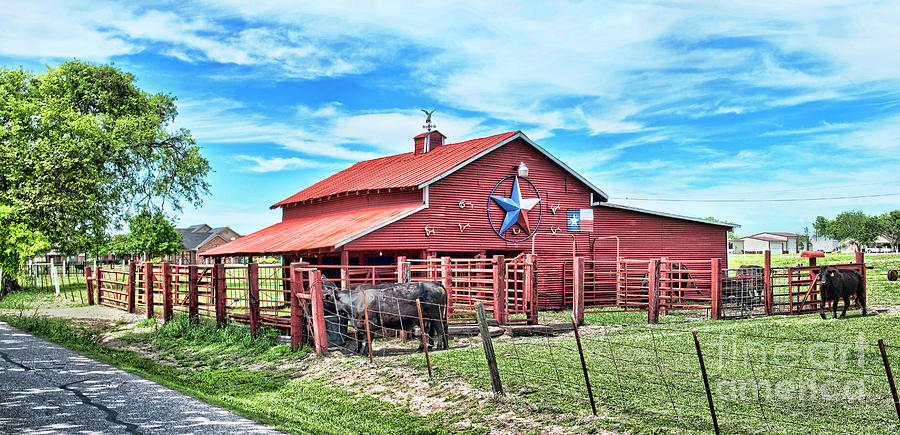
[816,267,867,319]
[324,281,448,355]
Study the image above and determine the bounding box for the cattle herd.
[322,280,449,355]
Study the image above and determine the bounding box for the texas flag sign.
[566,209,594,232]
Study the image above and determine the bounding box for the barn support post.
[248,263,260,335]
[144,262,154,318]
[877,339,900,424]
[84,266,95,306]
[162,262,173,322]
[648,259,660,324]
[492,255,507,326]
[475,301,503,395]
[126,261,137,314]
[188,265,199,322]
[340,250,349,289]
[288,263,305,352]
[308,269,329,357]
[397,256,410,283]
[573,256,585,326]
[710,258,722,320]
[763,250,773,316]
[441,257,453,322]
[214,263,227,327]
[524,254,538,325]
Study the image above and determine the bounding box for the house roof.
[742,235,784,242]
[596,203,740,228]
[177,226,238,251]
[764,232,799,237]
[270,131,609,208]
[201,204,424,256]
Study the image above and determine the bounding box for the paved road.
[0,320,281,434]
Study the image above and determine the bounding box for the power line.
[614,192,900,203]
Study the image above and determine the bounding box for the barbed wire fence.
[319,291,900,434]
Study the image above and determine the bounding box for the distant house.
[728,239,744,254]
[174,224,242,264]
[741,232,801,254]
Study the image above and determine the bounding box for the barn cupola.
[414,130,447,154]
[414,109,445,154]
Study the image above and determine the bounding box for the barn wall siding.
[343,137,728,308]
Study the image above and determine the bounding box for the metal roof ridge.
[597,202,740,228]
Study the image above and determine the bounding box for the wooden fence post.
[878,339,900,424]
[692,329,720,434]
[856,251,866,306]
[127,262,137,313]
[492,255,507,326]
[188,265,199,322]
[441,256,453,322]
[95,266,102,306]
[573,256,585,326]
[710,258,721,320]
[524,254,538,325]
[214,263,226,327]
[309,269,328,356]
[763,250,772,316]
[475,301,503,395]
[162,262,173,322]
[648,259,660,324]
[144,262,154,318]
[248,263,260,335]
[289,263,305,352]
[84,266,95,306]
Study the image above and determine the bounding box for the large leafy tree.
[0,60,209,283]
[816,211,884,250]
[880,210,900,251]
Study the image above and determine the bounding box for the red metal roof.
[271,131,520,208]
[201,204,423,256]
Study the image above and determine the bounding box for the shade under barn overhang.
[201,204,424,256]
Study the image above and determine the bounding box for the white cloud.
[234,155,340,173]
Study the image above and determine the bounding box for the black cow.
[816,267,867,319]
[324,281,448,355]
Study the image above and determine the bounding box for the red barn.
[204,130,735,308]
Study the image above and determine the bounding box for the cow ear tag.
[829,271,835,277]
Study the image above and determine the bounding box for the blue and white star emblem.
[490,176,541,234]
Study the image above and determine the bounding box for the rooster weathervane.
[422,109,436,131]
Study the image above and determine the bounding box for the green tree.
[0,61,209,284]
[820,211,883,251]
[813,216,829,239]
[880,210,900,252]
[123,210,183,260]
[0,206,49,294]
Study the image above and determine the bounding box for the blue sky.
[3,0,899,237]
